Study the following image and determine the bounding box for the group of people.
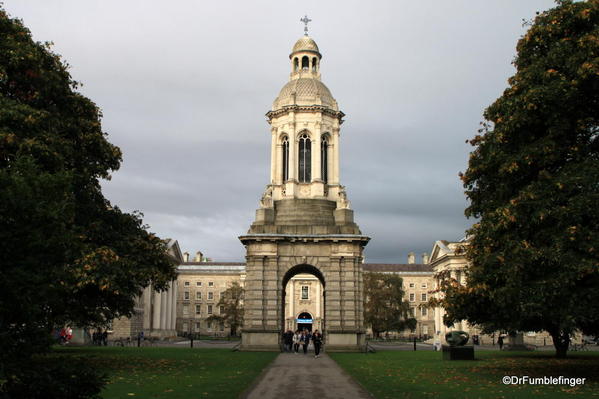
[57,326,73,345]
[92,329,109,346]
[283,329,323,358]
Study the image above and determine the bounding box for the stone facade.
[176,263,246,336]
[109,239,181,339]
[362,263,435,339]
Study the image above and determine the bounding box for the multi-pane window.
[183,305,189,315]
[207,321,212,330]
[184,291,190,300]
[219,306,224,314]
[184,281,190,287]
[195,305,201,315]
[282,136,289,181]
[182,322,188,331]
[196,281,202,287]
[196,292,202,300]
[195,322,200,332]
[409,283,415,288]
[301,286,309,300]
[421,293,427,301]
[298,134,311,183]
[421,307,427,316]
[208,292,214,300]
[220,323,225,332]
[207,305,213,314]
[409,293,415,302]
[208,282,214,287]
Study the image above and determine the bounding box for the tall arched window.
[312,57,317,73]
[281,136,289,182]
[321,136,328,184]
[298,134,311,183]
[293,58,299,72]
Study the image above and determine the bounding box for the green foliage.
[1,358,107,399]
[363,273,417,337]
[207,282,244,336]
[0,7,176,396]
[443,0,599,358]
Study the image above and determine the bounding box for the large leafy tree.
[207,282,244,336]
[0,8,176,396]
[364,273,416,338]
[440,0,599,358]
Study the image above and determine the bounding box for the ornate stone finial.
[300,15,312,36]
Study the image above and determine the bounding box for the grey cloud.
[5,0,556,262]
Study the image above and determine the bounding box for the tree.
[440,0,599,358]
[0,8,176,396]
[207,282,244,336]
[363,273,416,338]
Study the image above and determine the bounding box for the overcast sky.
[5,0,557,263]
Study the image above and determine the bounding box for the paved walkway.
[243,352,372,399]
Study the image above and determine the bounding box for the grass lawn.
[54,347,276,399]
[330,350,599,399]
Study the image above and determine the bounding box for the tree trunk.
[549,330,570,358]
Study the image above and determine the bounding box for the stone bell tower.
[240,22,369,351]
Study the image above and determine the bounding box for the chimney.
[407,252,415,264]
[194,251,203,262]
[422,252,429,264]
[183,252,189,262]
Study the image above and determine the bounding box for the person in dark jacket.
[312,330,323,358]
[283,330,293,352]
[301,330,311,354]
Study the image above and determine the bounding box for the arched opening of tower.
[321,136,328,184]
[298,133,311,183]
[301,56,309,70]
[281,136,289,182]
[282,265,325,337]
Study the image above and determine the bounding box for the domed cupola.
[271,29,340,112]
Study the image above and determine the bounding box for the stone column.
[165,282,172,334]
[270,128,277,183]
[143,285,152,331]
[160,290,167,331]
[152,291,162,332]
[170,279,177,331]
[275,143,283,185]
[331,128,340,184]
[312,125,322,181]
[288,126,296,181]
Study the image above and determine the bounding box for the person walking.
[293,330,301,354]
[283,330,293,352]
[301,330,310,355]
[498,335,504,350]
[312,330,323,358]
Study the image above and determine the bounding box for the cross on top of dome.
[300,15,311,36]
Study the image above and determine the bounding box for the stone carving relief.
[337,185,351,209]
[259,185,273,208]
